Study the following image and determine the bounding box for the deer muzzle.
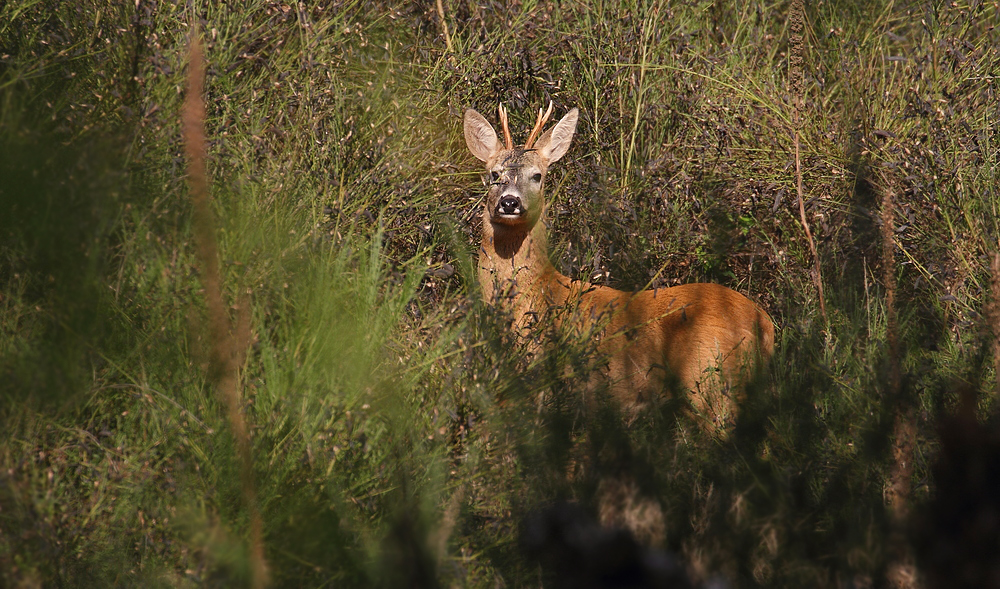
[497,195,523,216]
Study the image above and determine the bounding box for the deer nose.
[498,196,521,215]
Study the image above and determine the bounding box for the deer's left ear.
[535,108,578,163]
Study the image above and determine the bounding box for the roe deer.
[464,103,774,430]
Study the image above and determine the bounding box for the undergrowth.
[1,0,998,587]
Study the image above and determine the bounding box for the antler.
[497,103,514,150]
[523,101,554,150]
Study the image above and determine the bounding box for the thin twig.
[183,27,269,589]
[991,252,1000,400]
[881,170,918,589]
[432,485,465,565]
[435,0,453,53]
[790,0,827,325]
[882,174,910,516]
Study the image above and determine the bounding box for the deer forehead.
[489,149,546,175]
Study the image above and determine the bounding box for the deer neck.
[479,212,569,320]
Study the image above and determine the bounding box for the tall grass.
[2,0,999,587]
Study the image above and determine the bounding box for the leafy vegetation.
[1,0,998,587]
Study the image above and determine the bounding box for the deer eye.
[531,173,542,183]
[490,171,500,182]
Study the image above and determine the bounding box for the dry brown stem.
[881,173,901,401]
[789,0,827,324]
[880,171,918,588]
[435,0,453,53]
[183,28,269,589]
[991,252,1000,399]
[881,172,912,514]
[432,486,465,565]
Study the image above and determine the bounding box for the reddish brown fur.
[466,105,774,429]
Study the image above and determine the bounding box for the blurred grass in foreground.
[2,0,999,587]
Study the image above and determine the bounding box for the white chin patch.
[493,211,525,223]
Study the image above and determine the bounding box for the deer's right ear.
[464,109,500,162]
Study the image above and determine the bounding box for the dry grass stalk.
[789,0,827,324]
[880,171,918,589]
[432,486,465,565]
[435,0,453,53]
[182,28,269,588]
[882,173,912,514]
[991,252,1000,399]
[881,171,901,404]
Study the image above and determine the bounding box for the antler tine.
[524,101,554,149]
[497,103,514,150]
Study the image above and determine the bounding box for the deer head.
[464,103,579,232]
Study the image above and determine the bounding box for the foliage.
[1,0,998,587]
